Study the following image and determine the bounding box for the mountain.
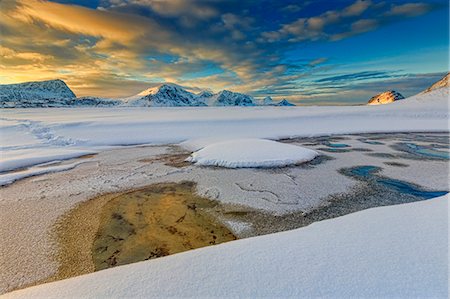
[0,79,292,108]
[259,96,295,106]
[209,90,255,106]
[422,73,449,93]
[67,97,120,107]
[0,79,77,108]
[123,83,206,107]
[124,84,256,107]
[367,90,404,105]
[262,96,275,105]
[276,99,295,106]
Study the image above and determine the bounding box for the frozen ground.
[4,195,448,298]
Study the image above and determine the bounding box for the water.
[345,165,448,199]
[357,138,384,145]
[325,142,350,148]
[404,143,449,160]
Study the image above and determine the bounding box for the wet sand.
[50,181,235,281]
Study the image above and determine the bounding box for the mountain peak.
[0,79,76,107]
[367,90,404,105]
[423,73,449,94]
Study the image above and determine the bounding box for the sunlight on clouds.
[0,0,445,102]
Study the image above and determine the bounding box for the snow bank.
[186,138,318,168]
[4,195,448,298]
[0,161,87,186]
[0,148,96,172]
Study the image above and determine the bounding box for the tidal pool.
[92,182,236,270]
[342,165,448,199]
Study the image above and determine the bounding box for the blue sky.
[1,0,448,104]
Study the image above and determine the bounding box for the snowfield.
[186,138,319,168]
[1,87,448,175]
[4,195,448,298]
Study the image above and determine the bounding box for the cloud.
[1,0,444,103]
[341,0,371,17]
[315,71,393,83]
[280,4,303,13]
[384,3,434,17]
[100,0,218,19]
[260,0,434,43]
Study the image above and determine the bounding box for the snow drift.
[186,138,318,168]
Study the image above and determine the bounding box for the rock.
[367,90,404,105]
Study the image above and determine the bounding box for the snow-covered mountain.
[0,79,298,108]
[422,72,449,93]
[276,99,295,106]
[259,96,295,106]
[262,96,275,105]
[0,79,77,108]
[208,90,255,106]
[123,83,206,107]
[124,84,256,107]
[367,90,404,105]
[67,97,120,107]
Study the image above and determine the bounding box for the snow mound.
[4,195,447,298]
[186,138,318,168]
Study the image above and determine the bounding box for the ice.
[0,148,96,172]
[4,195,447,298]
[186,138,319,168]
[0,161,88,186]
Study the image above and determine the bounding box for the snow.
[122,84,255,107]
[4,195,447,298]
[186,138,319,168]
[0,148,96,172]
[1,87,448,174]
[0,160,87,186]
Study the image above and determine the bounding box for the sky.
[0,0,448,104]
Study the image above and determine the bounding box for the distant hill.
[422,73,449,94]
[367,91,404,105]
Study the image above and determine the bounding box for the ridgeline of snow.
[185,138,318,168]
[422,72,449,93]
[367,90,405,105]
[4,195,447,298]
